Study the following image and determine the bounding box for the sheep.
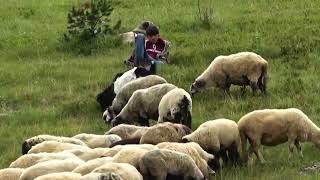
[182,119,241,168]
[72,133,121,148]
[102,144,158,157]
[96,67,153,111]
[139,149,204,180]
[64,148,111,161]
[156,142,215,179]
[109,122,192,147]
[72,157,113,175]
[158,88,192,128]
[27,141,89,154]
[0,168,24,180]
[105,124,149,140]
[19,158,84,180]
[92,162,143,180]
[111,83,177,127]
[22,134,87,154]
[190,52,268,96]
[112,147,150,169]
[80,172,123,180]
[103,75,167,123]
[9,152,80,168]
[34,172,82,180]
[237,108,320,163]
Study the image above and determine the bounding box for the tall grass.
[1,0,320,178]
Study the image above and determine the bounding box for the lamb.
[72,157,113,175]
[19,158,84,180]
[22,134,87,154]
[111,83,177,127]
[34,172,82,180]
[96,67,153,111]
[0,168,24,180]
[109,122,192,146]
[9,152,80,168]
[182,119,241,168]
[139,149,204,180]
[27,141,89,154]
[190,52,268,96]
[103,75,167,123]
[237,108,320,163]
[105,124,149,140]
[92,162,143,180]
[158,88,192,128]
[72,133,121,148]
[156,142,215,179]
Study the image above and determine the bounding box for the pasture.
[1,0,320,179]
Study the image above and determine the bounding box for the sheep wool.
[72,157,113,175]
[64,148,111,161]
[112,147,149,169]
[72,133,121,148]
[27,141,89,154]
[92,162,143,180]
[34,172,82,180]
[105,124,149,140]
[0,168,24,180]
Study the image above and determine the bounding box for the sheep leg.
[240,85,246,96]
[249,81,258,95]
[250,140,266,164]
[220,150,228,165]
[228,143,241,166]
[294,140,303,158]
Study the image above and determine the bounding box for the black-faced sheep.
[103,75,167,123]
[139,149,204,180]
[190,52,268,96]
[182,119,241,168]
[92,162,143,180]
[72,133,121,148]
[27,141,89,154]
[0,168,24,180]
[105,124,149,140]
[111,83,177,127]
[109,122,192,147]
[19,158,84,180]
[238,108,320,163]
[158,88,192,128]
[22,135,87,154]
[96,67,153,111]
[34,172,82,180]
[156,142,215,179]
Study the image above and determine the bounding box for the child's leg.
[134,33,146,66]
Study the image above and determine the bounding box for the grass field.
[1,0,320,179]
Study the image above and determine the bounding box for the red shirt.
[145,38,166,59]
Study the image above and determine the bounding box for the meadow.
[1,0,320,179]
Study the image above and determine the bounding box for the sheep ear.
[208,167,216,176]
[195,80,206,88]
[181,136,189,143]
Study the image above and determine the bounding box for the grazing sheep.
[72,157,113,175]
[139,149,204,180]
[103,75,167,123]
[158,88,192,128]
[27,141,89,154]
[156,142,215,179]
[34,172,82,180]
[22,134,87,154]
[19,158,84,180]
[112,147,150,169]
[190,52,268,96]
[96,67,153,111]
[109,122,192,147]
[102,144,158,157]
[0,168,24,180]
[238,108,320,163]
[105,124,149,140]
[64,148,111,161]
[92,162,143,180]
[182,119,241,168]
[111,83,177,127]
[9,152,80,168]
[72,133,121,148]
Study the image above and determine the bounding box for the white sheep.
[105,124,149,140]
[9,152,80,168]
[182,119,241,168]
[156,142,215,179]
[64,148,111,161]
[19,158,84,180]
[111,83,177,126]
[112,147,149,169]
[34,172,82,180]
[72,133,121,148]
[22,134,87,154]
[139,149,204,180]
[158,88,192,128]
[238,108,320,163]
[92,162,143,180]
[102,144,158,157]
[0,168,24,180]
[103,75,167,123]
[190,52,268,96]
[80,172,123,180]
[72,157,113,175]
[27,141,89,154]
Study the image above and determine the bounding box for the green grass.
[1,0,320,179]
